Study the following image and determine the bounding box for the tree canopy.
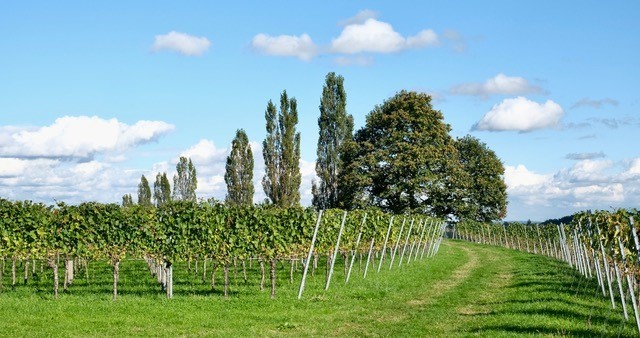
[225,129,254,206]
[262,90,301,208]
[137,175,152,207]
[312,72,353,210]
[173,157,197,202]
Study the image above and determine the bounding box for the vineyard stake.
[363,237,376,278]
[346,213,367,283]
[389,218,406,270]
[297,210,323,300]
[398,218,414,267]
[377,216,394,272]
[616,225,640,333]
[325,211,347,290]
[596,224,617,309]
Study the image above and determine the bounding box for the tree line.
[125,72,507,222]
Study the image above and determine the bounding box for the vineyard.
[455,209,640,334]
[0,199,444,300]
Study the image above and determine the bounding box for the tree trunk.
[66,258,74,285]
[270,258,276,299]
[202,258,207,283]
[224,262,230,298]
[113,259,120,301]
[259,258,265,291]
[289,258,294,284]
[11,257,16,290]
[233,258,238,284]
[48,257,59,299]
[211,262,218,289]
[312,254,318,276]
[24,258,29,285]
[242,260,247,285]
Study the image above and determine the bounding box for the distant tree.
[455,135,507,222]
[312,72,353,210]
[137,175,153,207]
[173,157,197,202]
[121,194,133,207]
[153,172,172,206]
[339,90,470,218]
[262,90,301,207]
[225,129,254,206]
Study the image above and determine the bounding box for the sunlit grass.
[0,241,636,337]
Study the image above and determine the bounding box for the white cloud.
[571,97,619,109]
[472,97,564,132]
[565,152,606,160]
[0,116,174,159]
[504,159,640,220]
[338,9,378,26]
[152,31,211,56]
[251,33,318,61]
[331,18,439,54]
[451,73,542,97]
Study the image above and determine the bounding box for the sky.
[1,1,639,221]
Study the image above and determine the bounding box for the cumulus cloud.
[331,18,439,54]
[152,31,211,56]
[504,159,639,220]
[565,152,606,160]
[472,97,564,132]
[0,116,174,160]
[571,97,619,109]
[450,74,542,98]
[251,33,318,61]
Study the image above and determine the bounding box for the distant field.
[0,240,636,337]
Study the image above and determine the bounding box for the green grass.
[0,241,637,337]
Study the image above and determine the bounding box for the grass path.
[0,240,637,337]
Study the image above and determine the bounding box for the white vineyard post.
[423,221,438,259]
[535,226,544,256]
[346,213,367,284]
[325,211,348,291]
[428,221,442,258]
[616,225,640,333]
[389,218,406,270]
[612,245,629,320]
[398,218,415,267]
[503,225,509,249]
[297,210,323,300]
[596,224,617,309]
[431,222,445,257]
[363,237,376,278]
[572,229,585,276]
[588,226,607,296]
[377,216,395,273]
[420,220,435,259]
[411,219,427,261]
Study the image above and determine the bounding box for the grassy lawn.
[1,240,637,337]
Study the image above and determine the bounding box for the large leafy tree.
[153,172,171,207]
[312,72,353,210]
[339,90,469,218]
[122,194,133,207]
[225,129,254,206]
[173,157,198,202]
[262,90,301,207]
[455,135,507,221]
[137,175,152,207]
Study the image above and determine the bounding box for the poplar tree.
[262,90,301,207]
[137,175,152,207]
[225,129,254,206]
[153,172,172,207]
[121,194,133,207]
[173,157,197,202]
[312,72,353,210]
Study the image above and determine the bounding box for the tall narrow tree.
[173,157,197,202]
[137,175,152,207]
[153,172,171,207]
[121,194,133,207]
[312,72,353,210]
[225,129,255,206]
[262,90,301,207]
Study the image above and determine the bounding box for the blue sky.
[1,1,638,221]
